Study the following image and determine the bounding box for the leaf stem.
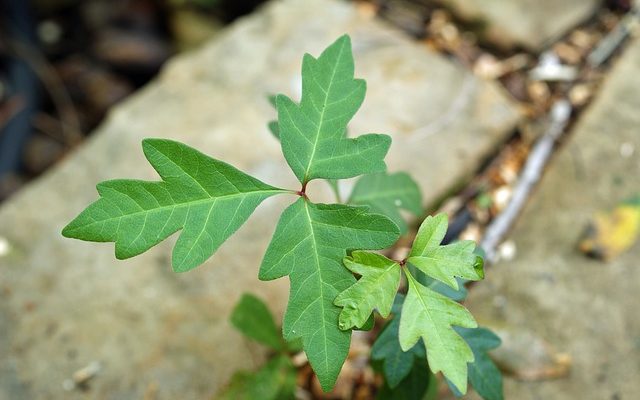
[297,181,309,199]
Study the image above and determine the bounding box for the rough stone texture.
[438,0,600,50]
[467,40,640,399]
[0,0,519,398]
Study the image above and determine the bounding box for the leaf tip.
[335,33,352,47]
[60,222,74,238]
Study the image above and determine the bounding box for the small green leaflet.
[62,139,288,272]
[408,214,484,290]
[399,270,477,394]
[408,240,483,290]
[449,327,504,400]
[231,293,284,351]
[259,198,399,391]
[349,172,422,234]
[276,35,391,183]
[398,213,485,394]
[334,251,401,330]
[218,355,296,400]
[371,295,425,388]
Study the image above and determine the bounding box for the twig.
[587,5,640,68]
[480,100,572,262]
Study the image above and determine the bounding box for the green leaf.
[399,271,478,394]
[453,327,504,400]
[231,293,283,351]
[218,355,296,400]
[268,120,280,139]
[62,139,288,272]
[349,172,422,234]
[371,295,425,388]
[376,359,436,400]
[267,95,280,139]
[276,35,391,183]
[407,214,484,290]
[409,214,448,258]
[334,251,401,330]
[359,313,375,331]
[259,198,399,391]
[267,93,344,205]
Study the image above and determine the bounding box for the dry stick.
[481,6,640,261]
[480,100,572,263]
[587,5,640,68]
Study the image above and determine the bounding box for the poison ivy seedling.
[63,34,503,398]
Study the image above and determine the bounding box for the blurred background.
[0,0,270,201]
[0,0,634,202]
[1,0,639,399]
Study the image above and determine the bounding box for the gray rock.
[439,0,600,50]
[467,39,640,399]
[0,0,519,398]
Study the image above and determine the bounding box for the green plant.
[220,293,299,400]
[63,35,502,398]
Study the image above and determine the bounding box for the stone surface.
[467,40,640,399]
[438,0,600,50]
[0,0,519,398]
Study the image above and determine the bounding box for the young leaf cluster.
[333,214,484,393]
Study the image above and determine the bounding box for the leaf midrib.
[70,188,288,230]
[302,40,347,183]
[405,273,450,369]
[301,200,332,376]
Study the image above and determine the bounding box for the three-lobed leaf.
[276,35,391,183]
[259,198,399,391]
[334,251,401,330]
[62,139,287,272]
[231,293,284,351]
[349,172,422,234]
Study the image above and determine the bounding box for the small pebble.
[620,142,635,158]
[0,237,10,257]
[38,20,62,44]
[493,186,513,210]
[498,240,517,261]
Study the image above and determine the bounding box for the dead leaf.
[579,198,640,261]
